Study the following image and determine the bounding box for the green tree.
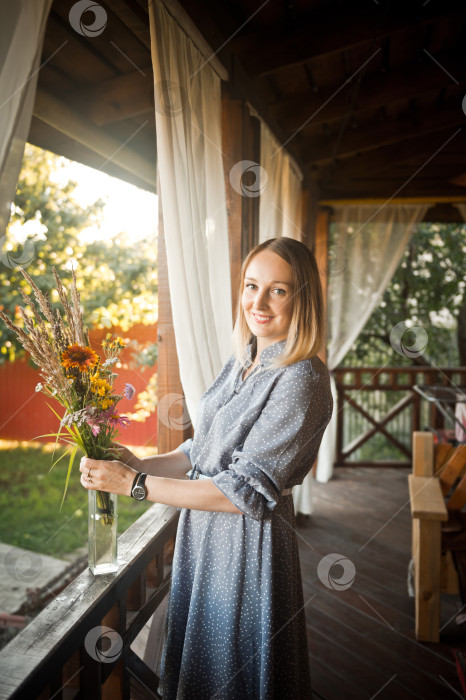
[0,144,157,363]
[335,222,466,368]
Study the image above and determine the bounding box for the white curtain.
[0,0,52,239]
[315,203,429,483]
[149,0,232,426]
[259,121,303,242]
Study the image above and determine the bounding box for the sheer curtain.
[315,203,429,483]
[259,121,303,242]
[0,0,52,239]
[149,0,232,426]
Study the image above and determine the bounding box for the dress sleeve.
[211,362,333,520]
[176,437,193,464]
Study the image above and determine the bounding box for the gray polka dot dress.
[159,339,333,699]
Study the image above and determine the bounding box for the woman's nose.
[252,289,269,308]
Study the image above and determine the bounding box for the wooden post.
[157,172,193,453]
[300,185,319,250]
[312,206,331,476]
[221,85,261,320]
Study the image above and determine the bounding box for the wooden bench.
[408,431,466,642]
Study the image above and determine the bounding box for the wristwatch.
[131,472,148,500]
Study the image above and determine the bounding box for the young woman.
[80,237,333,699]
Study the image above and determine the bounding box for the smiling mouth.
[251,312,273,323]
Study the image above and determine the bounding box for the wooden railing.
[0,504,179,700]
[333,366,466,468]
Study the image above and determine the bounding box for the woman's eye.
[273,288,286,295]
[245,283,256,290]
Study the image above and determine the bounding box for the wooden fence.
[333,366,466,468]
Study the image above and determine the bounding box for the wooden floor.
[132,467,466,699]
[302,467,466,700]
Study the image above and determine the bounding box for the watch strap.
[131,472,142,497]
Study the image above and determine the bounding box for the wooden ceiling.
[31,0,466,202]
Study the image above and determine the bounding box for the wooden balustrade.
[0,504,179,700]
[333,366,466,468]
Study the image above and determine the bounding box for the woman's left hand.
[79,456,137,496]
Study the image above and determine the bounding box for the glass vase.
[88,489,118,575]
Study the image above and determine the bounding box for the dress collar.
[245,339,286,367]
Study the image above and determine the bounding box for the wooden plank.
[221,87,245,320]
[156,172,193,453]
[408,475,448,521]
[303,98,465,166]
[312,206,329,477]
[33,89,156,188]
[446,470,466,511]
[77,69,154,126]
[230,0,464,76]
[412,431,434,477]
[271,51,466,131]
[438,444,466,496]
[413,517,443,642]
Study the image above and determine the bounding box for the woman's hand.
[109,441,143,471]
[79,456,137,497]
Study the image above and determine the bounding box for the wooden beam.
[33,88,157,188]
[231,1,465,77]
[74,68,154,125]
[269,51,465,131]
[317,128,466,186]
[318,196,466,205]
[303,98,465,166]
[104,0,152,50]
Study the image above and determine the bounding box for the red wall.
[0,324,157,447]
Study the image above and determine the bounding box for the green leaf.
[59,444,79,512]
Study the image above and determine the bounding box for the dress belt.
[187,469,293,496]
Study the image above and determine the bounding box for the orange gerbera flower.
[61,344,99,372]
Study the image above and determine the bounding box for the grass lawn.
[0,440,157,558]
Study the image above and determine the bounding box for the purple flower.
[123,383,136,400]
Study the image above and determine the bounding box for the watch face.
[132,485,146,500]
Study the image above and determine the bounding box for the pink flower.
[85,408,131,435]
[123,383,136,400]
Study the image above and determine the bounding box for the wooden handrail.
[0,504,179,700]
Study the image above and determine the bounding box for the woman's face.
[242,249,294,351]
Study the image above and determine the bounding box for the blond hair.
[232,237,326,368]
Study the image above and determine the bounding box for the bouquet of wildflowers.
[0,266,135,524]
